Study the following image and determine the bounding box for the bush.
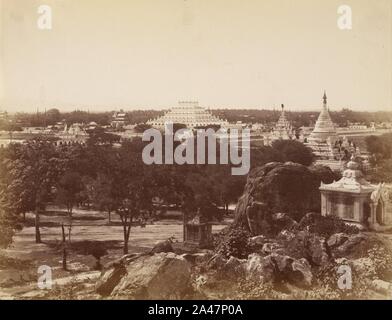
[0,223,14,248]
[367,244,392,279]
[0,214,21,249]
[295,213,359,238]
[214,226,251,259]
[306,262,370,300]
[236,280,286,300]
[71,241,108,270]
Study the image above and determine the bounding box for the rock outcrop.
[97,252,192,299]
[233,162,336,235]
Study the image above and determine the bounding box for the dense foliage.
[365,133,392,182]
[214,226,251,259]
[0,135,246,250]
[295,214,359,238]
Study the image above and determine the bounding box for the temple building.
[320,156,390,230]
[270,104,296,141]
[304,92,346,171]
[56,123,88,146]
[146,101,228,129]
[0,110,8,120]
[111,110,127,129]
[307,91,338,157]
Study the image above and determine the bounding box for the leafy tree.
[133,123,152,133]
[4,140,61,243]
[55,171,84,216]
[0,207,20,248]
[87,174,117,222]
[105,142,152,254]
[251,145,282,168]
[271,140,314,166]
[367,159,392,183]
[46,108,61,125]
[87,127,120,146]
[365,134,392,164]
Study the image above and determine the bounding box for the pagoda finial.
[323,90,327,106]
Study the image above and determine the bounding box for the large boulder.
[205,253,247,279]
[222,256,247,278]
[95,263,127,296]
[233,162,336,235]
[291,258,313,287]
[307,235,330,267]
[327,233,349,248]
[206,253,228,271]
[245,253,313,287]
[246,254,276,284]
[371,279,392,295]
[97,253,192,299]
[262,242,285,255]
[249,235,267,247]
[286,231,331,267]
[334,234,367,257]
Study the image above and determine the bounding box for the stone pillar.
[321,193,327,216]
[369,203,378,229]
[353,199,361,222]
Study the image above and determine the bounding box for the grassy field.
[0,207,231,299]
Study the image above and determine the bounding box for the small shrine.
[184,211,213,248]
[319,156,390,230]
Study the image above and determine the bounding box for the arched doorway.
[376,199,383,225]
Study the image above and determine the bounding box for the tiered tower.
[270,104,295,141]
[147,101,228,129]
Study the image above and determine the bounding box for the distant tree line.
[5,109,164,128]
[212,108,392,128]
[3,108,391,130]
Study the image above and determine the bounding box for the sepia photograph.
[0,0,392,308]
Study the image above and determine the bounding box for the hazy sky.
[0,0,391,112]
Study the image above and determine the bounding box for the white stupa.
[309,91,337,143]
[307,92,338,160]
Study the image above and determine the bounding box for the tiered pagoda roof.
[271,104,294,140]
[320,156,375,194]
[147,101,228,129]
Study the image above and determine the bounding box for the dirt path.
[0,208,231,299]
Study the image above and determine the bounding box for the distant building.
[0,110,7,120]
[87,121,98,131]
[337,123,376,135]
[56,123,88,145]
[146,101,228,129]
[111,110,126,129]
